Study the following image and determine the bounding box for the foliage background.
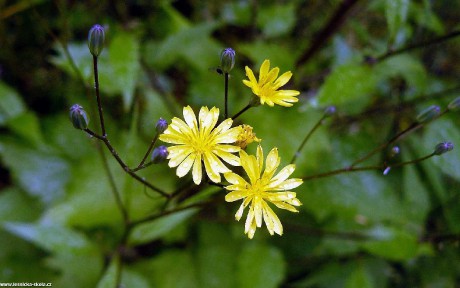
[0,0,460,287]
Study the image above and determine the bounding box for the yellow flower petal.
[192,153,202,185]
[176,153,195,177]
[183,106,197,129]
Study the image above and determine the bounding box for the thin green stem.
[374,30,460,62]
[224,73,229,119]
[136,133,159,169]
[290,114,327,164]
[84,128,170,198]
[302,152,437,181]
[92,55,106,137]
[231,103,252,120]
[98,147,129,224]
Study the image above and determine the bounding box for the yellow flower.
[160,106,241,185]
[235,124,261,149]
[224,145,302,239]
[243,59,300,107]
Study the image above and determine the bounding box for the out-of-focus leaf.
[345,264,374,288]
[128,208,198,245]
[257,3,297,38]
[49,42,93,81]
[97,255,120,288]
[375,54,428,96]
[143,22,221,72]
[0,188,41,222]
[120,267,151,288]
[362,225,419,260]
[411,1,445,34]
[239,42,298,72]
[423,119,460,180]
[139,250,198,288]
[236,243,285,288]
[3,222,103,287]
[385,0,409,42]
[0,139,70,204]
[221,1,251,25]
[0,81,26,125]
[402,153,430,226]
[3,222,95,254]
[317,64,376,108]
[290,262,354,288]
[41,153,123,227]
[6,112,44,146]
[106,32,140,110]
[196,222,239,288]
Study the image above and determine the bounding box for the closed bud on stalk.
[220,48,235,73]
[416,105,440,123]
[88,24,105,57]
[434,142,453,156]
[151,146,168,163]
[390,146,400,157]
[447,97,460,111]
[69,104,89,130]
[156,118,168,133]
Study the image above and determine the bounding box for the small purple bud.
[416,105,441,123]
[69,104,89,130]
[434,142,454,156]
[220,48,235,73]
[156,118,168,133]
[88,24,105,57]
[151,146,169,163]
[324,106,336,117]
[390,146,400,157]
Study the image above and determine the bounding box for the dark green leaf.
[236,243,285,288]
[0,81,26,125]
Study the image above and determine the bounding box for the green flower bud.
[220,48,235,73]
[416,105,440,123]
[88,24,105,57]
[151,146,168,163]
[69,104,89,130]
[434,142,453,156]
[156,118,168,133]
[448,97,460,111]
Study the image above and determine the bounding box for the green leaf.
[385,0,410,42]
[239,41,298,72]
[97,255,120,288]
[49,42,92,81]
[143,22,221,72]
[0,188,42,222]
[0,139,70,204]
[106,32,141,110]
[0,81,26,125]
[3,222,103,287]
[257,3,297,38]
[345,264,374,288]
[6,112,44,146]
[362,225,419,260]
[128,208,198,245]
[196,223,239,288]
[139,250,198,288]
[317,64,376,108]
[375,54,428,96]
[3,222,95,254]
[236,244,285,288]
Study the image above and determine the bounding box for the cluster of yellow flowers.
[159,59,303,239]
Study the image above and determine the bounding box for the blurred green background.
[1,0,460,287]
